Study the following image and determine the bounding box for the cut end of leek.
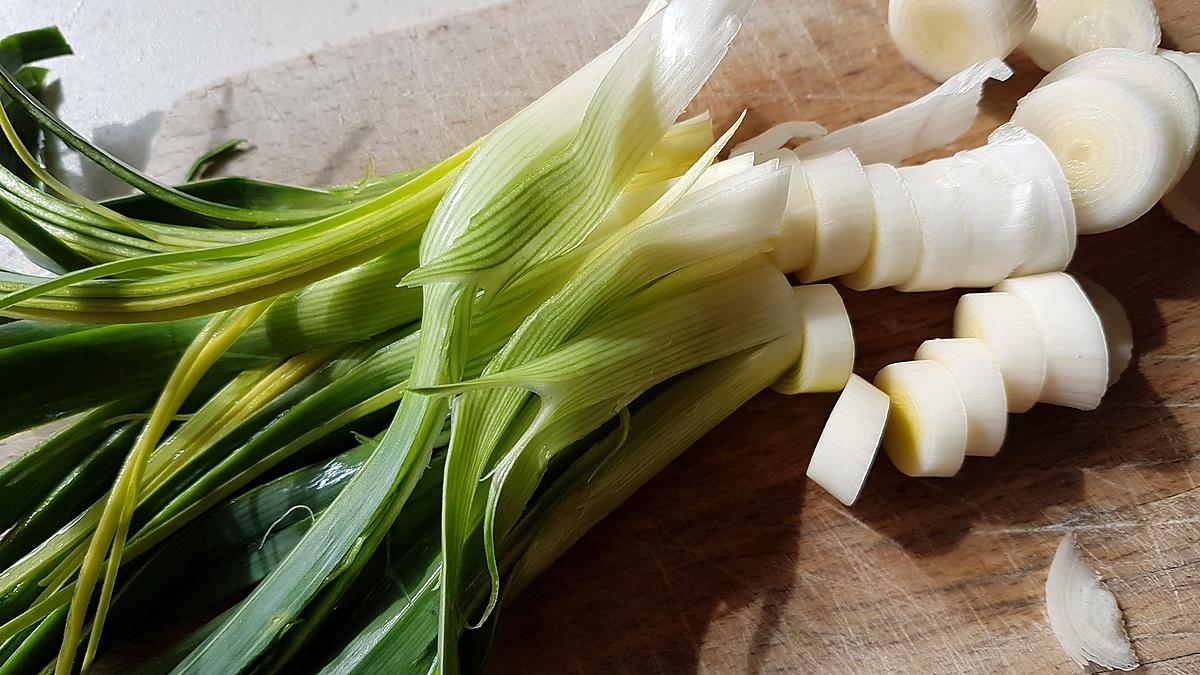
[874,360,968,477]
[1046,533,1140,671]
[994,272,1108,410]
[895,163,969,292]
[1012,75,1176,234]
[795,149,875,282]
[1077,276,1133,387]
[915,338,1008,456]
[888,0,1036,81]
[806,374,889,506]
[953,291,1046,412]
[1022,0,1161,72]
[771,284,855,394]
[841,163,921,291]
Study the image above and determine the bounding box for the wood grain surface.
[142,0,1200,672]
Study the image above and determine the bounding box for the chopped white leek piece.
[968,124,1075,274]
[1036,49,1200,189]
[887,0,1037,82]
[841,163,922,290]
[766,150,818,273]
[874,360,968,477]
[895,163,969,292]
[1159,50,1200,233]
[789,59,1012,165]
[795,150,876,282]
[994,273,1108,410]
[805,374,889,505]
[772,284,855,394]
[915,338,1008,456]
[1011,76,1177,234]
[1022,0,1161,72]
[941,153,1040,285]
[953,291,1047,412]
[729,121,827,160]
[1077,277,1133,387]
[1046,533,1140,671]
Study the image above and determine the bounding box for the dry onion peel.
[1045,533,1140,671]
[805,374,889,505]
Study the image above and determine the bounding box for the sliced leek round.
[968,124,1075,274]
[895,163,968,292]
[795,149,876,282]
[1011,76,1177,234]
[841,163,921,290]
[806,374,889,505]
[888,0,1037,81]
[874,360,968,477]
[994,273,1108,410]
[1158,50,1200,233]
[766,150,818,273]
[941,153,1039,285]
[915,338,1008,456]
[771,284,855,394]
[1077,276,1133,387]
[1036,48,1199,189]
[1022,0,1162,72]
[953,291,1046,412]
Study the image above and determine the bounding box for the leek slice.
[888,0,1036,81]
[841,163,921,291]
[953,291,1047,412]
[896,163,969,292]
[771,284,855,394]
[875,360,968,477]
[1078,276,1133,387]
[915,337,1008,456]
[805,374,888,505]
[1022,0,1161,71]
[794,149,875,282]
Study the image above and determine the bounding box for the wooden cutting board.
[146,0,1200,672]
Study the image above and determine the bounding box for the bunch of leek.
[0,1,810,672]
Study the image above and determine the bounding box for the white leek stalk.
[1045,533,1140,671]
[795,150,876,282]
[953,291,1046,412]
[888,0,1036,81]
[772,284,854,394]
[767,151,818,273]
[730,59,1012,164]
[896,163,968,292]
[805,374,888,505]
[1159,50,1200,232]
[1035,49,1199,189]
[940,153,1040,285]
[967,124,1075,273]
[841,163,921,290]
[915,338,1008,456]
[1078,276,1133,387]
[1022,0,1161,72]
[994,272,1108,410]
[1011,76,1177,234]
[874,360,968,477]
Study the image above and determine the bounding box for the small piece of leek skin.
[874,359,968,478]
[771,284,854,394]
[896,163,969,292]
[841,163,921,290]
[1023,0,1161,72]
[805,374,889,506]
[1045,533,1139,671]
[887,0,1035,82]
[915,338,1008,457]
[1035,49,1200,192]
[794,149,875,282]
[994,273,1109,411]
[954,291,1047,412]
[732,59,1012,164]
[1011,75,1176,235]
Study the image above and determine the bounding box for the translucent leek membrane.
[795,149,875,282]
[731,59,1012,164]
[772,284,855,394]
[953,291,1046,412]
[805,374,888,505]
[1035,49,1199,190]
[888,0,1037,81]
[895,163,968,291]
[966,124,1075,273]
[874,360,967,477]
[841,163,921,290]
[994,272,1108,410]
[1023,0,1161,72]
[915,338,1007,456]
[1011,77,1176,234]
